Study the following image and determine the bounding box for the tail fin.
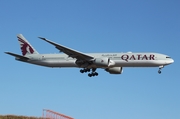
[17,34,39,56]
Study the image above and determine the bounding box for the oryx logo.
[18,36,34,56]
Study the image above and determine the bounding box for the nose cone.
[167,59,174,64]
[171,59,174,63]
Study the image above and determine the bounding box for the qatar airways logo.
[18,37,34,56]
[121,54,155,62]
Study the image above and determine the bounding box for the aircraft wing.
[5,52,29,60]
[39,37,94,61]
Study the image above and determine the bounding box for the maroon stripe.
[17,37,26,44]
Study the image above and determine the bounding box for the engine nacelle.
[93,58,110,67]
[105,67,123,74]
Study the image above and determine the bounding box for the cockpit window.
[166,56,171,58]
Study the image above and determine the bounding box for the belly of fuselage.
[29,59,78,67]
[29,59,166,68]
[114,60,165,67]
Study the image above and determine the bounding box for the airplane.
[5,34,174,77]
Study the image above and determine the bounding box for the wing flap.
[39,37,94,61]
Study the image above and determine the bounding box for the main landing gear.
[80,68,98,77]
[158,66,164,74]
[80,68,90,73]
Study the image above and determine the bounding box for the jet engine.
[105,67,123,74]
[93,58,110,67]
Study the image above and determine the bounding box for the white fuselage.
[17,52,174,68]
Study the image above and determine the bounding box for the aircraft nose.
[171,59,174,63]
[168,59,174,64]
[165,58,174,65]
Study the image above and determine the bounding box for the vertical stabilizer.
[17,34,39,56]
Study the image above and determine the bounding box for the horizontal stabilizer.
[5,52,29,60]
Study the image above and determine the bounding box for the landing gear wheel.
[95,72,98,76]
[88,73,92,77]
[158,66,164,74]
[80,68,99,77]
[158,70,161,74]
[80,69,84,73]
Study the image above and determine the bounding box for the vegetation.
[0,115,44,119]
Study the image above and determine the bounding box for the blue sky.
[0,0,179,119]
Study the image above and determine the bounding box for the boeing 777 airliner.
[5,34,174,77]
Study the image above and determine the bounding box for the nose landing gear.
[158,66,164,74]
[158,70,161,74]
